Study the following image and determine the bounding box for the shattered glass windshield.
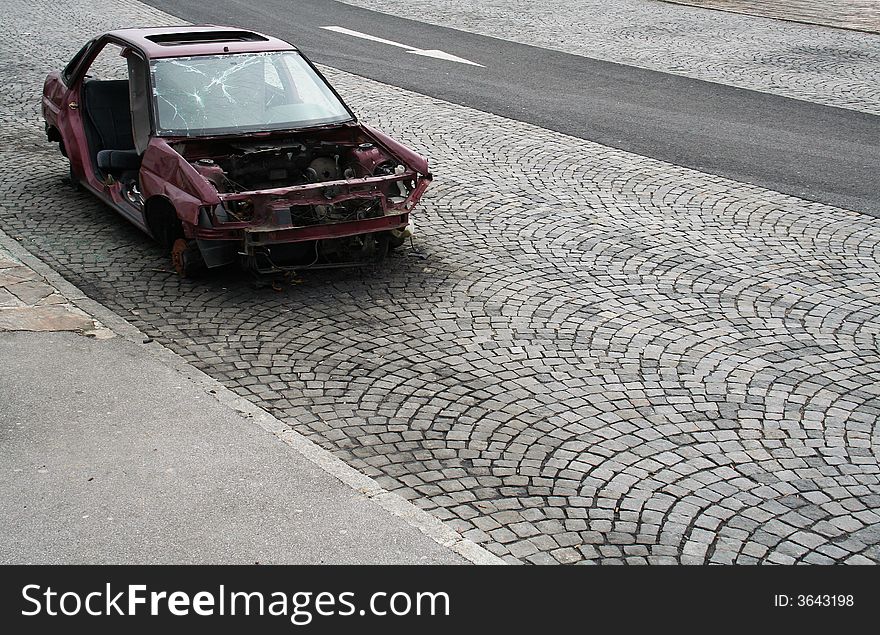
[150,51,353,136]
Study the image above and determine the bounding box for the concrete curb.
[0,228,505,565]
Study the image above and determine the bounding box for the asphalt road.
[144,0,879,216]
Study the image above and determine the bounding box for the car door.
[43,40,95,188]
[55,37,147,228]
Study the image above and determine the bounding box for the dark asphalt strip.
[140,0,880,216]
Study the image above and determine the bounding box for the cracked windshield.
[151,51,351,135]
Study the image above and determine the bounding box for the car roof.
[104,25,297,59]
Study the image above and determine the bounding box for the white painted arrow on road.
[321,26,485,67]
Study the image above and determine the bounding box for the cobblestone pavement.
[2,0,880,564]
[665,1,880,34]
[338,0,880,115]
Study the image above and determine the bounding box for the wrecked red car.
[42,26,430,275]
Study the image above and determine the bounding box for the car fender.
[362,124,430,176]
[140,137,221,227]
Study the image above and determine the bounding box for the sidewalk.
[661,0,880,35]
[0,239,479,564]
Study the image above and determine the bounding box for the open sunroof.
[145,31,268,46]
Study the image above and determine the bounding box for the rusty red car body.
[42,26,431,275]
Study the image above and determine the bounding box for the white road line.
[321,25,485,67]
[321,25,413,49]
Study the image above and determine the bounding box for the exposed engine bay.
[167,127,429,273]
[172,129,413,227]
